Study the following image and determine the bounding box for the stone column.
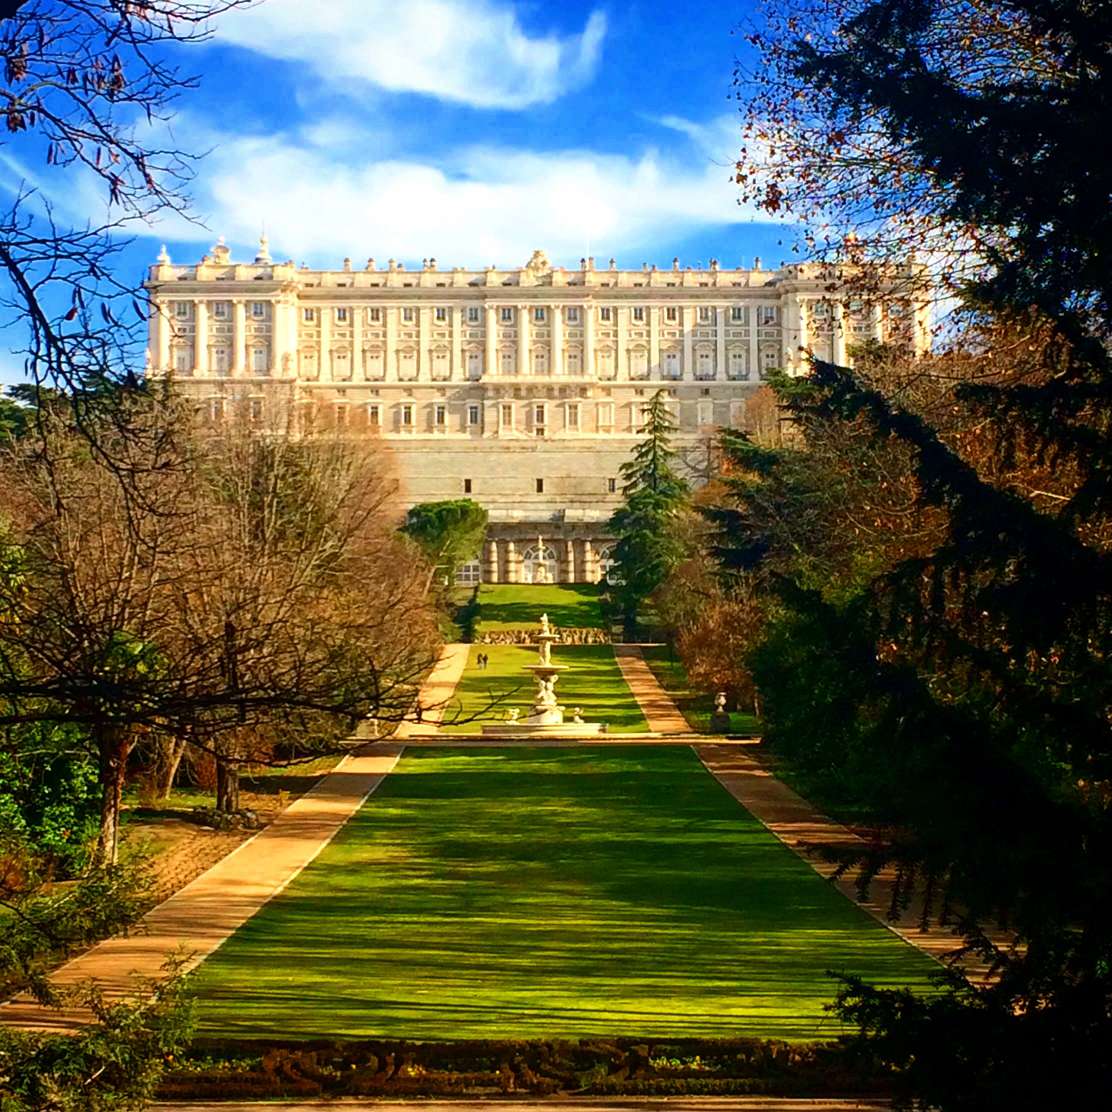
[233,299,247,376]
[682,305,694,379]
[484,538,499,584]
[155,302,171,372]
[563,539,575,583]
[871,300,884,343]
[352,304,363,380]
[319,304,332,382]
[584,302,596,377]
[749,304,761,380]
[551,304,563,376]
[451,305,463,380]
[194,300,208,375]
[583,538,597,583]
[616,306,629,380]
[505,539,518,584]
[715,306,727,379]
[384,306,398,381]
[832,301,847,366]
[649,305,660,378]
[485,303,498,378]
[418,306,430,380]
[517,304,530,376]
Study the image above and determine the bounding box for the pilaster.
[485,304,497,378]
[352,304,363,380]
[584,304,596,377]
[451,305,463,379]
[517,305,530,375]
[385,307,398,382]
[418,306,430,380]
[832,301,847,366]
[194,301,208,374]
[616,306,629,380]
[715,306,727,380]
[649,306,660,377]
[551,304,563,376]
[682,306,694,379]
[233,299,247,376]
[749,305,760,379]
[319,304,332,382]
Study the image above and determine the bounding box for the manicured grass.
[475,583,605,632]
[190,747,940,1041]
[641,645,760,734]
[439,644,649,733]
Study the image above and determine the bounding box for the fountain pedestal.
[480,613,606,738]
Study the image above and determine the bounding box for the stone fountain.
[481,613,606,737]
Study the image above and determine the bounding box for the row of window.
[300,304,777,326]
[174,300,270,321]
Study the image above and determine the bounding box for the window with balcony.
[174,301,191,320]
[566,403,579,430]
[367,307,381,322]
[665,306,678,322]
[251,301,267,319]
[566,306,580,324]
[500,306,514,323]
[213,302,229,320]
[435,306,448,322]
[335,307,348,323]
[467,306,481,323]
[500,402,514,428]
[533,307,545,322]
[698,306,712,323]
[402,306,414,323]
[632,306,645,322]
[599,306,612,322]
[730,305,746,323]
[302,307,314,322]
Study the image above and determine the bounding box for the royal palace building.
[146,239,929,584]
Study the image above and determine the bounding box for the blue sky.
[3,0,794,384]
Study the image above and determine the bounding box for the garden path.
[0,747,403,1032]
[612,644,693,734]
[697,744,1003,978]
[394,642,470,737]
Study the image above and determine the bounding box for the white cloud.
[211,0,606,110]
[142,113,772,267]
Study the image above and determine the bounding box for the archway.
[521,544,557,584]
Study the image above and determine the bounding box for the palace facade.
[146,241,929,584]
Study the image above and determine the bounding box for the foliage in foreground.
[0,970,193,1111]
[0,860,153,1001]
[728,0,1112,1106]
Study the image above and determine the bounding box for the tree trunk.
[92,727,131,867]
[215,757,240,814]
[153,735,187,800]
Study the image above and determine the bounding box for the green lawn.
[438,644,649,734]
[190,747,939,1041]
[475,583,605,632]
[641,645,760,734]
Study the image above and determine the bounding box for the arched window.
[596,545,620,585]
[521,543,557,584]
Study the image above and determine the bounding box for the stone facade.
[145,242,929,583]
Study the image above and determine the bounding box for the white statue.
[715,692,728,714]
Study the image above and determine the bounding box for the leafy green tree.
[730,1,1112,1106]
[608,389,689,629]
[402,499,489,595]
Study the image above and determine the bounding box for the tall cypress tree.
[608,389,689,629]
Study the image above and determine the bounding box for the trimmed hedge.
[159,1036,891,1101]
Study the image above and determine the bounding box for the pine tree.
[607,390,689,630]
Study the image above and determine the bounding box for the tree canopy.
[725,1,1112,1106]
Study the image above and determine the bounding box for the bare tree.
[0,1,254,460]
[0,400,441,865]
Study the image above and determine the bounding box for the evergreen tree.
[726,1,1112,1105]
[402,499,489,595]
[608,390,689,628]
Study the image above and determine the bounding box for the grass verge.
[188,746,940,1041]
[438,644,649,734]
[640,645,760,734]
[475,583,604,632]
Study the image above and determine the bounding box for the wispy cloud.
[140,113,769,267]
[211,0,607,110]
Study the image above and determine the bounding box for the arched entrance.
[521,543,557,584]
[597,545,619,585]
